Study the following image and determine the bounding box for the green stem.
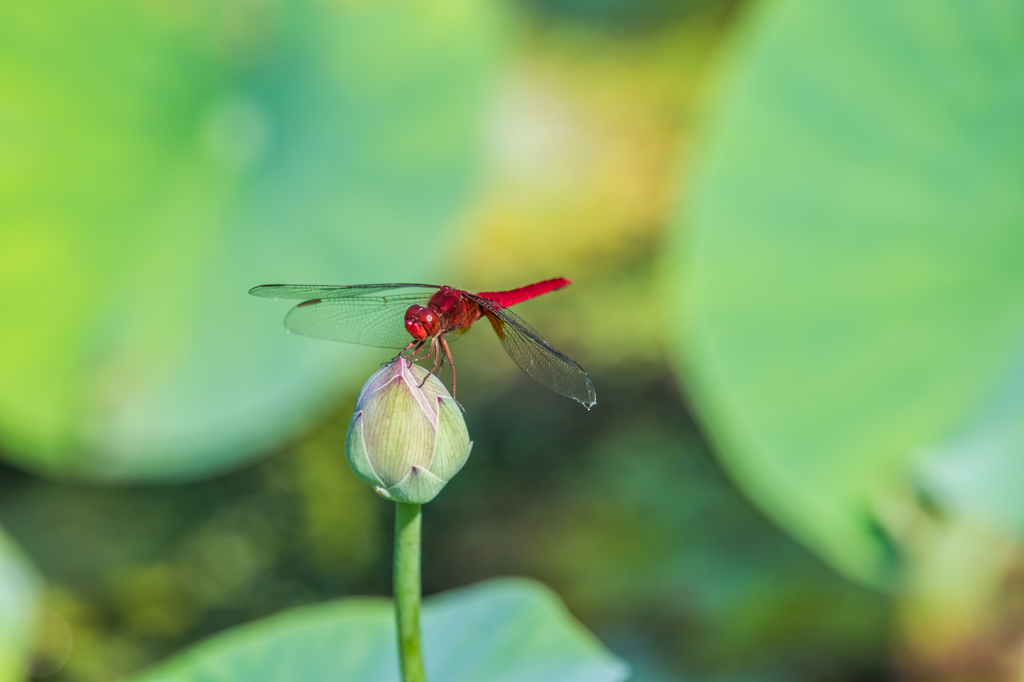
[394,502,426,682]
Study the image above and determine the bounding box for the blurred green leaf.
[0,0,499,480]
[129,578,630,682]
[919,345,1024,531]
[0,530,38,682]
[670,0,1024,583]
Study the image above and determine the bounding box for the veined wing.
[249,283,441,300]
[282,293,431,348]
[470,295,596,409]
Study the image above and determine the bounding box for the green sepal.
[429,396,473,483]
[384,465,448,504]
[344,411,383,489]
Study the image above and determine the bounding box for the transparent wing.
[471,296,596,408]
[282,293,431,348]
[249,283,441,300]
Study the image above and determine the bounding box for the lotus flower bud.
[345,358,472,504]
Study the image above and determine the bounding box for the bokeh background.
[2,0,1023,680]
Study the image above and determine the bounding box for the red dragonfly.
[249,278,596,408]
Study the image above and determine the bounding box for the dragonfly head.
[404,305,440,340]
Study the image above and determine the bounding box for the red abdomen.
[476,278,572,308]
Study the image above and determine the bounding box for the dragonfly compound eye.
[416,308,440,335]
[404,305,428,340]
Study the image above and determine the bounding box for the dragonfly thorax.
[404,305,440,340]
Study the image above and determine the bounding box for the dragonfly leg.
[418,336,443,388]
[390,340,423,365]
[406,340,431,361]
[439,335,457,400]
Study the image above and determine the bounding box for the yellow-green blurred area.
[3,0,1024,681]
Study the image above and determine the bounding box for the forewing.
[283,293,430,348]
[249,283,440,300]
[471,296,597,408]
